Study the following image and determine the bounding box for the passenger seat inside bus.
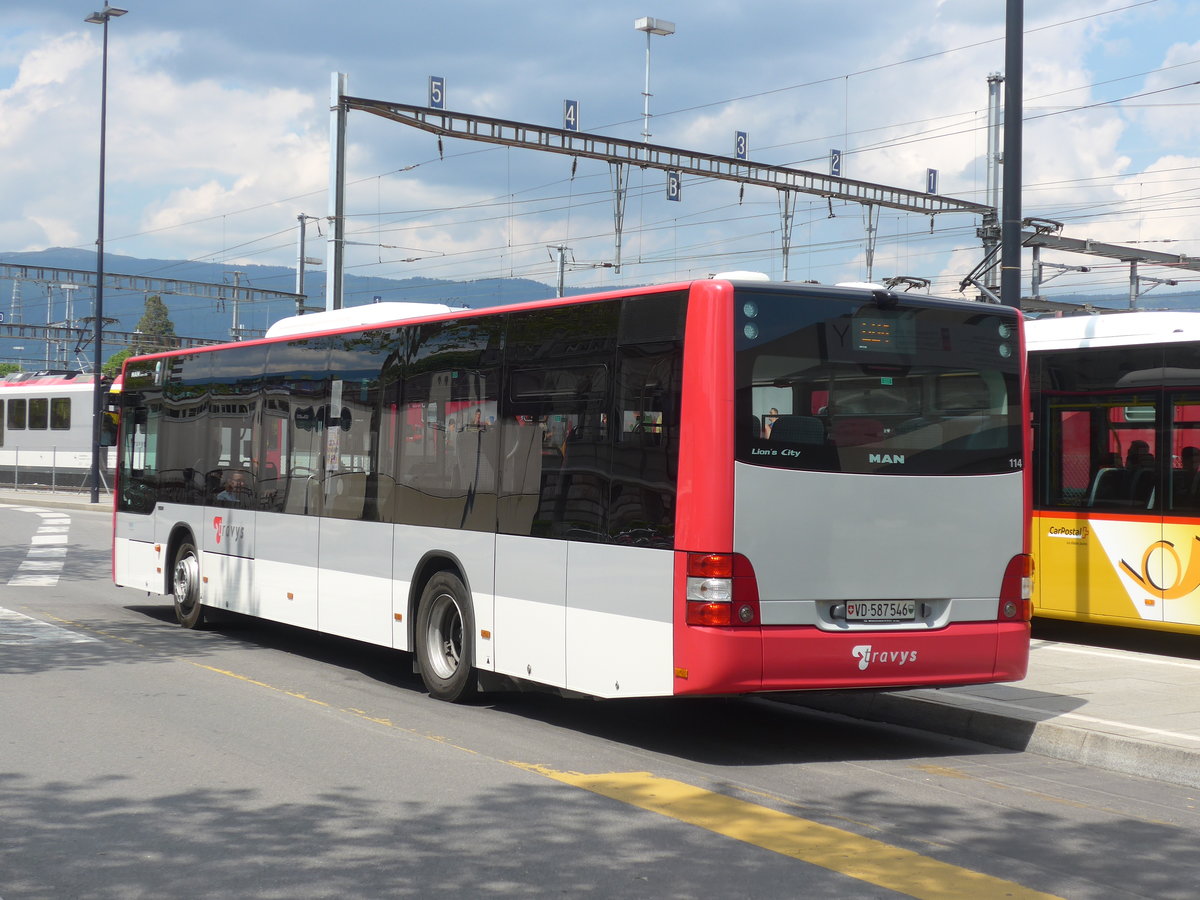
[1087,467,1132,507]
[769,415,825,444]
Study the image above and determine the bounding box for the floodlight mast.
[84,3,127,504]
[635,17,675,142]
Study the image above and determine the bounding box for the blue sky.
[3,0,1199,303]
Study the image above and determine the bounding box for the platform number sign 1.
[830,148,842,178]
[564,100,579,132]
[667,171,682,202]
[429,76,446,110]
[926,168,939,194]
[734,131,748,161]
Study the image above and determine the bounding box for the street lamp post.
[634,17,675,142]
[85,4,126,504]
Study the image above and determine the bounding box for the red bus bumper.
[672,621,1030,696]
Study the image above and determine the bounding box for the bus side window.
[610,345,680,546]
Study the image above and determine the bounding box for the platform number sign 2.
[429,76,446,110]
[667,171,682,202]
[564,100,579,132]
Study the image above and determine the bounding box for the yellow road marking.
[518,765,1062,900]
[188,662,332,706]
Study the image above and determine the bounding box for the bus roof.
[264,301,469,338]
[124,277,1012,372]
[1025,310,1200,350]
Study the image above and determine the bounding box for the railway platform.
[5,487,1200,788]
[791,623,1200,789]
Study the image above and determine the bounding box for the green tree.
[0,362,19,377]
[134,294,178,352]
[101,295,179,378]
[102,347,135,379]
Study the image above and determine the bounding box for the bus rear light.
[687,576,732,603]
[685,552,760,627]
[999,553,1034,621]
[688,553,733,579]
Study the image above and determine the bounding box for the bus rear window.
[735,289,1022,475]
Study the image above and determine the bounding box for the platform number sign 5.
[667,171,682,202]
[564,100,579,132]
[429,76,446,110]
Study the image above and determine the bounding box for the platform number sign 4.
[564,100,579,132]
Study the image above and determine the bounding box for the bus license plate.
[846,600,916,622]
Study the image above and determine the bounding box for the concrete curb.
[786,690,1200,790]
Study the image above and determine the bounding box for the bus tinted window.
[1030,342,1200,513]
[261,338,331,516]
[398,319,500,530]
[735,289,1021,475]
[498,293,684,546]
[158,352,212,505]
[500,301,617,540]
[205,344,265,509]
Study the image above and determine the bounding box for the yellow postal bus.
[1028,311,1200,635]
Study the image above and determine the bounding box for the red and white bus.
[112,277,1031,701]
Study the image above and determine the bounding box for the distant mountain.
[0,247,580,355]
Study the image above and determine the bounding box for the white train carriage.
[0,370,109,488]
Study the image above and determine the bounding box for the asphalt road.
[3,501,1200,899]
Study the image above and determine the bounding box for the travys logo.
[212,516,245,546]
[1120,535,1200,599]
[852,644,919,671]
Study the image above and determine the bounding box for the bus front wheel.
[172,540,205,629]
[415,572,476,702]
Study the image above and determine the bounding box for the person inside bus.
[1180,446,1200,473]
[1125,440,1156,507]
[1126,440,1153,469]
[1174,446,1200,508]
[763,408,780,439]
[216,471,252,506]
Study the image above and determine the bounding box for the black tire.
[171,539,205,629]
[415,572,476,702]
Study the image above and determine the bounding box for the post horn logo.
[1120,536,1200,599]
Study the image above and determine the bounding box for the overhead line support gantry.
[327,79,994,304]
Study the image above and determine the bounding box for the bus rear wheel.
[416,572,476,703]
[172,539,204,629]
